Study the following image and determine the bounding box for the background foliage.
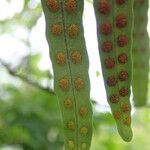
[0,0,150,150]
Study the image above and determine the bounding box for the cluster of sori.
[41,0,93,150]
[41,0,150,149]
[93,0,133,142]
[132,0,149,107]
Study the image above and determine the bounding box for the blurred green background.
[0,0,150,150]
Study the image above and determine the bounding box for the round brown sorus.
[104,58,115,69]
[102,41,113,52]
[52,24,62,36]
[118,53,128,64]
[100,23,112,35]
[59,78,69,91]
[81,143,87,149]
[64,99,73,108]
[110,94,119,103]
[68,24,78,38]
[68,140,75,149]
[65,0,77,13]
[80,127,88,135]
[117,35,128,47]
[116,0,126,5]
[116,15,127,28]
[107,76,117,86]
[71,51,82,64]
[79,106,88,117]
[119,87,129,97]
[74,78,84,91]
[47,0,59,12]
[113,111,121,120]
[123,117,131,126]
[121,103,130,112]
[98,0,111,15]
[56,52,66,65]
[118,70,128,81]
[67,121,75,130]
